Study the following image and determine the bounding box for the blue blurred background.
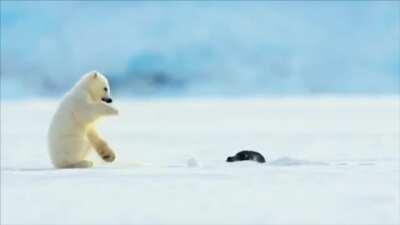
[1,1,399,99]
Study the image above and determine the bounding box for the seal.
[226,150,266,163]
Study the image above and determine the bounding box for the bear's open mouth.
[101,97,112,103]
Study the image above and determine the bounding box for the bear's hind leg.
[66,160,93,168]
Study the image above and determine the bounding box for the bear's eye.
[104,87,108,92]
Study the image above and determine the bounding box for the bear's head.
[85,71,113,103]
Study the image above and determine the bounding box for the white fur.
[48,71,118,168]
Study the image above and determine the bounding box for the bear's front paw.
[106,105,118,115]
[113,108,119,115]
[102,151,116,162]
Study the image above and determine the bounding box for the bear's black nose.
[102,97,112,103]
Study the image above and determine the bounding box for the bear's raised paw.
[102,151,116,162]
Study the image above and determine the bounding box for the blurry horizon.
[1,1,399,99]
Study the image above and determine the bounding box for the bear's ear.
[92,71,98,79]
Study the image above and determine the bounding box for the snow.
[1,97,399,224]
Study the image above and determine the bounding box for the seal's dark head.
[226,150,266,163]
[226,156,236,162]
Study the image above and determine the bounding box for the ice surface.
[1,97,399,224]
[269,156,329,166]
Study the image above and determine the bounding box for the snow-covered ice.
[1,97,399,224]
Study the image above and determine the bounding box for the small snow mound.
[270,156,329,166]
[359,162,375,166]
[186,158,199,168]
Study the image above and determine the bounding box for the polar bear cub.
[48,71,118,168]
